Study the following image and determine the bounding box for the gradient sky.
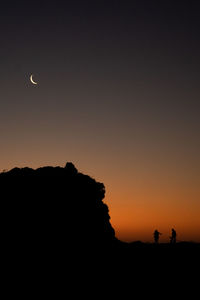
[1,1,200,242]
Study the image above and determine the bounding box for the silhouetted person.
[170,228,177,244]
[154,230,162,244]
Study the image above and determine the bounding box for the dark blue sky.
[1,1,200,241]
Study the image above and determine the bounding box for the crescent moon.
[30,74,38,85]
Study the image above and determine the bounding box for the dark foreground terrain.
[114,240,200,264]
[1,163,199,292]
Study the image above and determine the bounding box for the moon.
[30,74,38,85]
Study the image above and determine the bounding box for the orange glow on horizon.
[0,154,199,243]
[107,182,200,243]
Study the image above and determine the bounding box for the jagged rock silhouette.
[1,162,116,258]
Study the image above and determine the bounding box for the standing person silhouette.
[170,228,177,244]
[154,230,162,244]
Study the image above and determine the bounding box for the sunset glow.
[1,2,200,243]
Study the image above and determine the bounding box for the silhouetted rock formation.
[2,162,199,274]
[1,162,116,258]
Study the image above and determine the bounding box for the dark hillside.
[1,162,116,261]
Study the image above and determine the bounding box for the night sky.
[1,1,200,242]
